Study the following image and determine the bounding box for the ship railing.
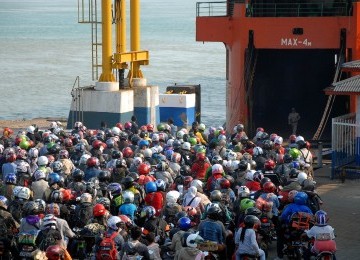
[196,1,351,17]
[331,112,360,179]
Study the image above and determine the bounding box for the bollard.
[317,142,323,168]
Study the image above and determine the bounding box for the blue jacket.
[280,203,313,224]
[84,167,101,181]
[119,203,137,220]
[198,219,226,244]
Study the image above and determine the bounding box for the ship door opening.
[250,49,349,140]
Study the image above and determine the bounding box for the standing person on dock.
[288,108,301,135]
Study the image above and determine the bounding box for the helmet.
[219,178,231,189]
[210,190,222,201]
[59,149,69,159]
[34,199,46,213]
[155,179,166,191]
[274,136,283,145]
[72,168,85,181]
[98,170,111,182]
[6,152,16,163]
[50,190,63,203]
[171,152,181,163]
[111,150,123,160]
[0,196,8,209]
[124,121,132,130]
[211,164,223,175]
[92,140,103,149]
[263,181,276,193]
[253,147,263,157]
[145,181,157,193]
[97,197,111,210]
[5,172,17,184]
[15,186,31,200]
[166,190,180,204]
[183,176,193,188]
[121,176,134,189]
[186,233,204,248]
[283,154,293,163]
[28,148,39,158]
[138,140,149,149]
[240,198,255,211]
[140,206,156,219]
[263,140,274,150]
[288,190,299,202]
[260,177,271,188]
[52,161,63,172]
[108,216,122,231]
[297,171,308,185]
[80,193,92,203]
[143,148,152,158]
[106,138,115,148]
[138,163,150,175]
[37,156,49,166]
[79,154,91,165]
[289,148,301,160]
[16,161,29,173]
[294,191,308,205]
[118,214,133,228]
[206,203,221,220]
[23,201,39,215]
[211,155,223,165]
[182,142,191,151]
[46,245,65,260]
[122,147,133,158]
[315,210,328,226]
[107,183,122,197]
[3,127,13,137]
[253,171,264,183]
[264,159,275,170]
[180,165,191,176]
[178,217,192,231]
[238,186,250,198]
[111,126,121,136]
[238,160,249,171]
[245,207,262,217]
[17,149,27,160]
[43,214,58,229]
[289,168,299,179]
[123,190,135,203]
[48,173,61,186]
[295,135,305,143]
[93,203,106,217]
[87,157,99,167]
[245,170,255,181]
[244,215,260,228]
[198,123,206,131]
[19,140,30,150]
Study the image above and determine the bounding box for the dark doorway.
[250,49,349,140]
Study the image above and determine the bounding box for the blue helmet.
[0,195,8,207]
[138,140,149,149]
[178,217,192,231]
[5,172,17,185]
[165,149,174,161]
[294,191,308,205]
[48,173,61,186]
[145,181,157,193]
[107,183,122,197]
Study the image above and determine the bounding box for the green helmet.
[240,198,255,212]
[188,137,197,146]
[157,123,165,132]
[289,148,301,160]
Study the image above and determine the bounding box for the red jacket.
[145,191,164,216]
[245,181,261,192]
[191,161,211,180]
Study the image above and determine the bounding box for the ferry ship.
[196,0,358,139]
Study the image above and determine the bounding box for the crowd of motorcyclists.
[0,119,337,260]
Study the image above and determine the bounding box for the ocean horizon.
[0,0,226,127]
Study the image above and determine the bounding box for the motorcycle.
[257,214,275,256]
[314,251,336,260]
[17,230,40,260]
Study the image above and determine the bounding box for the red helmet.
[146,124,154,132]
[116,122,123,130]
[140,125,147,132]
[47,154,55,165]
[62,189,74,202]
[92,140,103,149]
[15,137,22,146]
[138,163,150,175]
[124,122,132,130]
[118,214,133,227]
[93,203,106,217]
[45,245,65,260]
[289,134,297,143]
[264,159,275,170]
[6,152,16,162]
[220,178,231,189]
[122,147,133,158]
[87,157,99,167]
[263,181,276,193]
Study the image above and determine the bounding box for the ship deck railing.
[196,1,353,17]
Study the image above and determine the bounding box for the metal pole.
[317,142,323,168]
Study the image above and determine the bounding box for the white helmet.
[199,123,206,131]
[38,156,49,166]
[74,121,83,129]
[167,139,174,146]
[133,157,142,166]
[295,135,305,143]
[190,179,204,191]
[26,125,35,134]
[186,232,204,248]
[80,193,92,203]
[166,190,180,204]
[274,136,283,145]
[111,127,121,136]
[152,133,159,142]
[182,142,191,151]
[28,148,39,158]
[42,214,58,229]
[79,154,91,165]
[107,216,122,231]
[0,144,4,154]
[227,151,237,161]
[253,147,263,157]
[245,170,255,181]
[176,130,185,140]
[212,164,224,175]
[143,148,153,158]
[238,185,250,197]
[15,186,31,200]
[123,190,134,203]
[297,171,308,185]
[49,121,58,129]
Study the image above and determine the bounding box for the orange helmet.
[93,203,106,217]
[3,127,13,137]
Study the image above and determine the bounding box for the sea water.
[0,0,226,127]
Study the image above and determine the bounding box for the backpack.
[39,229,61,251]
[75,204,93,227]
[122,241,142,260]
[96,231,119,260]
[8,199,24,223]
[220,189,231,207]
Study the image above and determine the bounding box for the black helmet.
[180,165,191,176]
[97,197,111,210]
[297,140,307,149]
[289,168,299,179]
[111,150,122,159]
[131,135,140,145]
[116,158,127,168]
[238,160,248,171]
[260,177,271,188]
[98,170,111,182]
[121,176,135,189]
[284,154,293,163]
[260,132,269,140]
[72,168,85,181]
[173,140,182,150]
[244,207,262,217]
[23,201,39,216]
[244,215,260,228]
[50,190,63,203]
[206,204,221,220]
[263,140,274,150]
[211,155,223,165]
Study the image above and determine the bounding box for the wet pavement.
[268,163,360,259]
